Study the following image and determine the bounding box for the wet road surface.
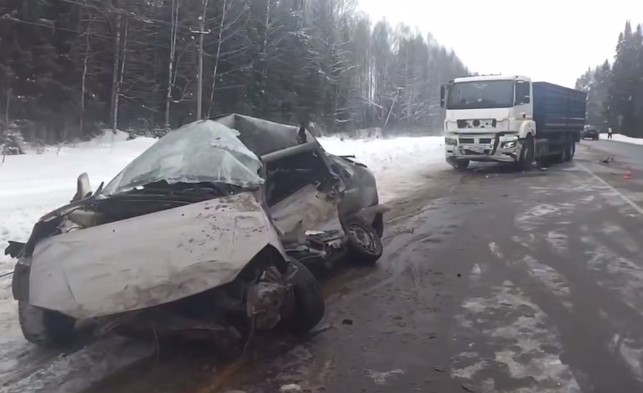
[200,141,643,393]
[17,140,643,393]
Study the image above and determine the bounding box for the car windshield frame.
[100,121,265,196]
[446,80,515,110]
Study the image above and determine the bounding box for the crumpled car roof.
[214,114,317,156]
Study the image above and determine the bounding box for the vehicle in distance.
[440,75,587,170]
[581,125,600,140]
[4,114,386,348]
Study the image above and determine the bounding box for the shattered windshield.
[446,80,514,110]
[101,121,264,196]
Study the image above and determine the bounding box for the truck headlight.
[502,141,517,149]
[445,137,458,146]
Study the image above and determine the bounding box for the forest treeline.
[0,0,469,146]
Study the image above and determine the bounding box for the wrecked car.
[4,114,386,347]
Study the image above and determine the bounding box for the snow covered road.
[0,131,446,392]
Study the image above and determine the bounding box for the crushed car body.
[5,114,385,347]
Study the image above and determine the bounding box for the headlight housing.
[502,141,517,149]
[445,137,458,146]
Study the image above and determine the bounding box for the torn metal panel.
[29,192,285,320]
[214,114,317,156]
[269,184,344,240]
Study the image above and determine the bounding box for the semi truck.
[440,75,587,170]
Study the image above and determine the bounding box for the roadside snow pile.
[600,133,643,145]
[321,136,448,201]
[0,131,155,270]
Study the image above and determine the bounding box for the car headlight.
[445,137,458,146]
[502,141,517,149]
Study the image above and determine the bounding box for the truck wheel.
[345,216,383,265]
[284,260,325,334]
[19,301,76,347]
[518,137,534,170]
[565,143,575,162]
[453,160,470,171]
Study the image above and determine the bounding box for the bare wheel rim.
[348,223,378,254]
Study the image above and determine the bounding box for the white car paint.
[29,192,286,320]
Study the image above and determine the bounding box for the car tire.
[285,260,325,334]
[18,301,75,347]
[344,216,383,265]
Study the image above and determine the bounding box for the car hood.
[29,192,285,320]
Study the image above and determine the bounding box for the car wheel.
[19,301,75,347]
[284,260,325,334]
[344,216,383,265]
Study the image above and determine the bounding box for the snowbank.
[600,133,643,145]
[0,130,446,391]
[320,135,448,202]
[0,133,156,270]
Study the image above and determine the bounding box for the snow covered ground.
[0,129,446,392]
[600,133,643,145]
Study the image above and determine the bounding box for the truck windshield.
[446,80,514,110]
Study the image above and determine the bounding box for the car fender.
[28,192,286,320]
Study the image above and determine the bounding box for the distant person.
[608,127,613,139]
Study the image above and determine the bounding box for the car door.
[263,146,343,243]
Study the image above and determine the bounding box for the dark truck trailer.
[532,82,587,164]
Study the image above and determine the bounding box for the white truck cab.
[441,75,536,170]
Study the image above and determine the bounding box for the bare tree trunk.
[80,23,91,136]
[260,0,271,115]
[207,0,227,118]
[2,87,9,163]
[3,87,9,128]
[110,1,122,135]
[165,0,179,128]
[114,18,129,134]
[196,0,209,120]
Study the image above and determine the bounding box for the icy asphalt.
[3,138,643,393]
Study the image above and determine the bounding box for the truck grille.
[479,138,492,144]
[459,138,475,144]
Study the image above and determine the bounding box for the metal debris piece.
[366,369,405,386]
[280,383,302,392]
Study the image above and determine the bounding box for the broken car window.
[266,149,331,206]
[101,121,264,196]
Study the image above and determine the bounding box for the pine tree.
[0,0,470,141]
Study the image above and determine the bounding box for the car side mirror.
[72,173,92,202]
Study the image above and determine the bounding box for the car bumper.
[445,137,522,163]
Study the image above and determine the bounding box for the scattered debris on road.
[366,368,405,385]
[341,318,354,326]
[279,383,302,392]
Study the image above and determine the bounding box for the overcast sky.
[358,0,643,88]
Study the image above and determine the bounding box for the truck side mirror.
[440,85,446,108]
